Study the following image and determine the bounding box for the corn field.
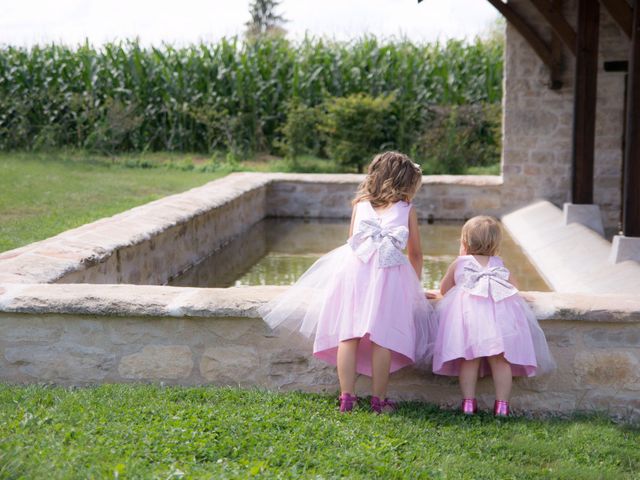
[0,36,503,154]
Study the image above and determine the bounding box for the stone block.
[563,203,605,236]
[442,198,466,210]
[609,235,640,264]
[5,345,115,382]
[118,345,193,379]
[574,351,640,388]
[470,195,501,211]
[584,328,640,348]
[200,346,259,384]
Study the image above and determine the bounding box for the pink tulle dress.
[260,201,437,376]
[432,255,555,378]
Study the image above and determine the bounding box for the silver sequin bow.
[348,218,409,268]
[461,263,518,302]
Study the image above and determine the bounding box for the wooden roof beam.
[599,0,633,38]
[485,0,554,68]
[571,0,600,204]
[529,0,578,55]
[622,0,640,236]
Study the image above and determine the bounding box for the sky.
[0,0,500,47]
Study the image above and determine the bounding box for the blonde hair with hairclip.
[461,216,502,256]
[352,151,423,207]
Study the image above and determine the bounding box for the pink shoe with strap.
[371,396,397,414]
[494,400,510,417]
[339,393,358,413]
[461,398,478,415]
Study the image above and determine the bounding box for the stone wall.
[502,0,629,231]
[267,174,503,220]
[1,283,638,419]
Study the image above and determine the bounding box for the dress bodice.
[353,201,411,230]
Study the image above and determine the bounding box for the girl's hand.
[425,290,441,300]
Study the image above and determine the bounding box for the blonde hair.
[461,216,502,256]
[352,151,422,207]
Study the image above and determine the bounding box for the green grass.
[464,163,501,176]
[0,384,637,479]
[0,151,233,252]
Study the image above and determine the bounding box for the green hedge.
[0,37,503,157]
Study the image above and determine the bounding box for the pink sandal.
[494,400,510,417]
[371,396,397,414]
[339,393,358,412]
[461,398,478,415]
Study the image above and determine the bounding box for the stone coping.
[503,200,640,295]
[268,172,503,186]
[1,283,638,324]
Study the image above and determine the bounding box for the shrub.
[276,100,323,159]
[319,93,395,173]
[416,103,501,174]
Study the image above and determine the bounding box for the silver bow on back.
[348,218,409,268]
[461,263,518,302]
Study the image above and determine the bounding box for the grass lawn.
[0,384,637,479]
[0,151,232,253]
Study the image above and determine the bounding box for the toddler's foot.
[461,398,477,415]
[339,393,358,413]
[371,396,397,414]
[493,400,510,417]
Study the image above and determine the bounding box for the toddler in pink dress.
[431,216,555,416]
[261,151,437,413]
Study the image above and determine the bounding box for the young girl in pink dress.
[261,151,437,413]
[431,216,555,416]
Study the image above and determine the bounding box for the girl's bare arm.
[407,206,423,279]
[439,260,457,296]
[348,204,357,238]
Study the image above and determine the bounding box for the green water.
[169,219,549,291]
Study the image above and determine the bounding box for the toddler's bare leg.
[337,338,359,394]
[487,354,513,401]
[459,358,481,398]
[371,342,391,399]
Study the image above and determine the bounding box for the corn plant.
[0,36,503,154]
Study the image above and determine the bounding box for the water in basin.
[168,219,549,291]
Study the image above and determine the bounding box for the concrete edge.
[502,200,640,295]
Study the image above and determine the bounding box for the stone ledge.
[268,172,503,187]
[1,283,638,323]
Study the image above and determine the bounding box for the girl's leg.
[459,358,481,399]
[371,342,392,399]
[487,354,513,401]
[337,338,359,395]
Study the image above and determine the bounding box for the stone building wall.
[502,0,630,231]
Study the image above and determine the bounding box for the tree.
[245,0,287,38]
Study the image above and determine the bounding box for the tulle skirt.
[259,244,438,376]
[432,286,555,377]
